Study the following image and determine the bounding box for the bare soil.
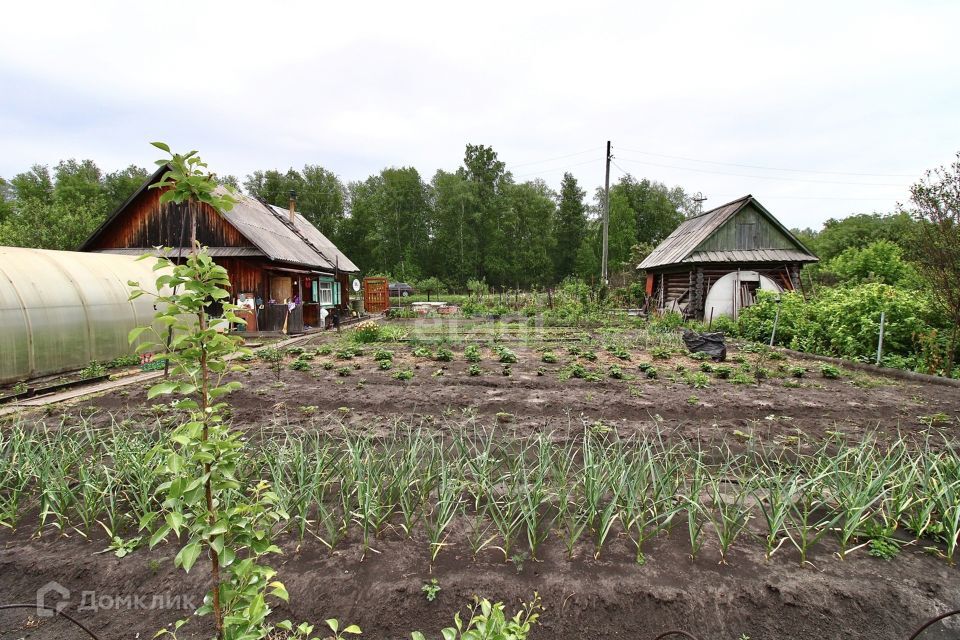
[2,324,959,639]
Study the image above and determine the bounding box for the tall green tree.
[430,169,476,287]
[507,180,556,287]
[553,172,586,282]
[102,164,150,211]
[458,144,513,285]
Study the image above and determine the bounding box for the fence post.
[769,296,782,347]
[876,311,886,365]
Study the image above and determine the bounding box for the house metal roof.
[268,205,359,272]
[637,195,817,270]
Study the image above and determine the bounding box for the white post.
[770,304,781,347]
[876,311,886,365]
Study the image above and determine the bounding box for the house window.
[318,281,333,306]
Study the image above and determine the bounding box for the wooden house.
[638,195,817,320]
[80,166,359,334]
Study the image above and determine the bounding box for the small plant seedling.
[373,349,394,362]
[713,365,733,379]
[820,363,841,379]
[496,412,514,423]
[336,348,356,360]
[316,345,333,356]
[650,346,672,360]
[464,345,482,362]
[336,366,351,377]
[580,350,597,362]
[788,365,806,378]
[497,347,518,363]
[689,351,711,361]
[290,359,311,371]
[412,346,434,358]
[608,365,625,379]
[687,395,699,405]
[322,361,335,370]
[730,372,753,384]
[501,364,512,376]
[468,364,482,376]
[541,351,558,363]
[378,359,392,370]
[422,578,441,602]
[393,368,414,381]
[686,372,710,388]
[536,366,546,376]
[434,347,454,362]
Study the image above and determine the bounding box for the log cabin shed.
[80,166,359,334]
[638,195,818,320]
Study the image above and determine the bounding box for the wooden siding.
[88,187,253,251]
[694,203,797,253]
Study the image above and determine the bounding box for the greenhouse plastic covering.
[0,246,169,384]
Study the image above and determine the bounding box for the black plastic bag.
[682,329,727,361]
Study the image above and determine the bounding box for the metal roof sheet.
[638,195,817,269]
[686,249,818,263]
[268,205,359,272]
[95,247,265,257]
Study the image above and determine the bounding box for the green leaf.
[326,619,339,633]
[128,326,148,344]
[151,141,171,153]
[149,524,171,549]
[147,381,177,399]
[175,540,202,572]
[268,581,289,602]
[344,624,362,635]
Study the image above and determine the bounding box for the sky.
[1,0,958,230]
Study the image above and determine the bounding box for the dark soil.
[2,324,960,639]
[1,525,958,640]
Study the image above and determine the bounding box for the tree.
[10,165,53,203]
[801,212,916,261]
[0,178,14,223]
[458,144,512,285]
[903,152,960,373]
[430,169,476,287]
[506,180,556,288]
[553,172,586,282]
[102,164,150,211]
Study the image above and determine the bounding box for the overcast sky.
[1,0,957,229]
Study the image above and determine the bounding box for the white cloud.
[0,0,957,228]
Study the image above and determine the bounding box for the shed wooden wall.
[695,204,797,252]
[88,188,253,250]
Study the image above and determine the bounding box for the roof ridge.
[260,199,340,270]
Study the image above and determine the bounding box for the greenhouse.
[0,246,166,384]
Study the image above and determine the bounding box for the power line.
[615,156,907,187]
[615,146,918,178]
[512,157,604,179]
[509,147,599,168]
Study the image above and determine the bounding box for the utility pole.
[601,140,611,286]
